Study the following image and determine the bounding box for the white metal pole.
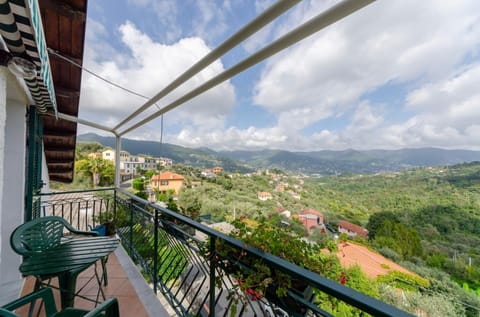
[115,136,121,188]
[113,0,302,131]
[119,0,376,136]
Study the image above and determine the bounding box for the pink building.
[298,208,324,233]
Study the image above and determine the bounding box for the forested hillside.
[78,133,480,175]
[174,162,480,315]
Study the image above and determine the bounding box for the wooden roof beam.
[48,50,82,65]
[43,129,77,137]
[44,144,76,151]
[45,158,75,164]
[47,167,75,174]
[41,0,86,21]
[55,86,80,99]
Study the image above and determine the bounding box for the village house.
[190,180,202,188]
[87,152,102,159]
[151,172,185,195]
[102,150,171,177]
[298,208,324,233]
[287,190,301,199]
[102,149,115,161]
[275,182,286,192]
[212,166,224,174]
[157,157,173,167]
[274,206,291,218]
[201,169,215,178]
[257,191,273,201]
[338,220,369,239]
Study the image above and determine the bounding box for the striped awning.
[0,0,57,114]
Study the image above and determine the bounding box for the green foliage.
[315,265,379,316]
[376,270,429,291]
[379,284,463,316]
[178,188,202,220]
[132,178,145,191]
[219,218,342,303]
[166,197,179,212]
[135,191,148,200]
[75,158,114,187]
[75,142,104,160]
[366,211,399,240]
[130,223,186,284]
[372,220,423,260]
[144,170,156,179]
[400,262,480,317]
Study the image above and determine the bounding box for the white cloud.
[305,63,480,150]
[79,20,235,136]
[250,0,480,149]
[173,126,289,151]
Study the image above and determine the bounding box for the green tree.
[75,142,104,160]
[373,220,423,260]
[132,178,145,191]
[366,211,399,240]
[135,191,148,200]
[167,197,179,212]
[75,158,114,187]
[178,189,202,220]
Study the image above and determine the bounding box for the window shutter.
[25,107,43,221]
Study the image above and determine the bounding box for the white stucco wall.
[0,69,6,279]
[0,68,27,300]
[0,98,26,283]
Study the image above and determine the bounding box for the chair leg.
[94,261,106,306]
[102,256,108,286]
[28,278,43,317]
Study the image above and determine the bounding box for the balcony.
[28,188,413,316]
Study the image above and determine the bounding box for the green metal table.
[19,236,119,308]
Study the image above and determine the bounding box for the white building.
[102,150,161,176]
[156,157,173,166]
[102,149,115,161]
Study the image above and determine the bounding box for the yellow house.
[151,172,185,195]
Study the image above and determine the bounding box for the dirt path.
[336,242,416,279]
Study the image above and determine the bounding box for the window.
[161,180,168,186]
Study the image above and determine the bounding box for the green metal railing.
[37,188,115,232]
[36,188,414,317]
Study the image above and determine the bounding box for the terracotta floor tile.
[18,253,150,317]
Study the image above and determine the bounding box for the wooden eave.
[39,0,87,183]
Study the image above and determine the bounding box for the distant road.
[120,178,132,188]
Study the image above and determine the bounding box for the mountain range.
[78,133,480,175]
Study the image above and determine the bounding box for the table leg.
[58,272,77,309]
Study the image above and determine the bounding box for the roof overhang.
[40,0,87,183]
[0,0,88,183]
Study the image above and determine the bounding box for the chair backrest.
[10,216,69,255]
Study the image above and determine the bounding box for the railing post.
[113,189,117,221]
[129,199,134,256]
[153,208,159,294]
[209,236,216,317]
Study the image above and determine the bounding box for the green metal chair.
[10,216,109,307]
[10,216,100,253]
[0,287,119,317]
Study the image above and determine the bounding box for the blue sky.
[77,0,480,151]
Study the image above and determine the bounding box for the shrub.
[379,247,401,262]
